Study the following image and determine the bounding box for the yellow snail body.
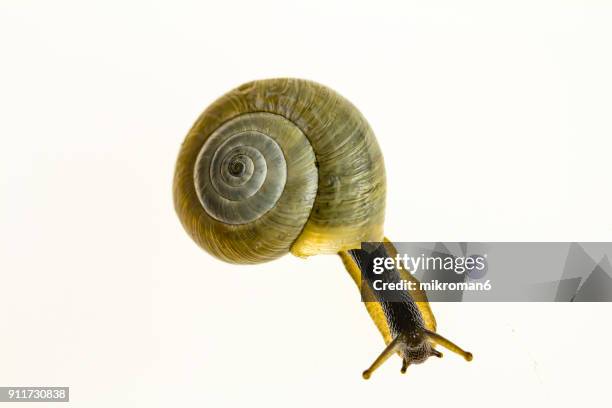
[173,78,472,378]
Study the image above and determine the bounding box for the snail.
[173,78,472,379]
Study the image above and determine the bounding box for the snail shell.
[173,78,386,264]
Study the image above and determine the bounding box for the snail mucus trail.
[173,78,473,378]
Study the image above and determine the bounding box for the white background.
[1,1,611,407]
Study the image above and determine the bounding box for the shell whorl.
[194,113,293,224]
[173,78,386,264]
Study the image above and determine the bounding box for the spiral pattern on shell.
[195,113,300,225]
[173,78,386,264]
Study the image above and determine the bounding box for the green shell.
[173,78,386,264]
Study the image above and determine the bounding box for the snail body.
[173,78,471,378]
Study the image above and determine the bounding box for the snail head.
[362,328,472,379]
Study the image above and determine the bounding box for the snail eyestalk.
[424,329,473,361]
[362,336,401,380]
[400,359,409,374]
